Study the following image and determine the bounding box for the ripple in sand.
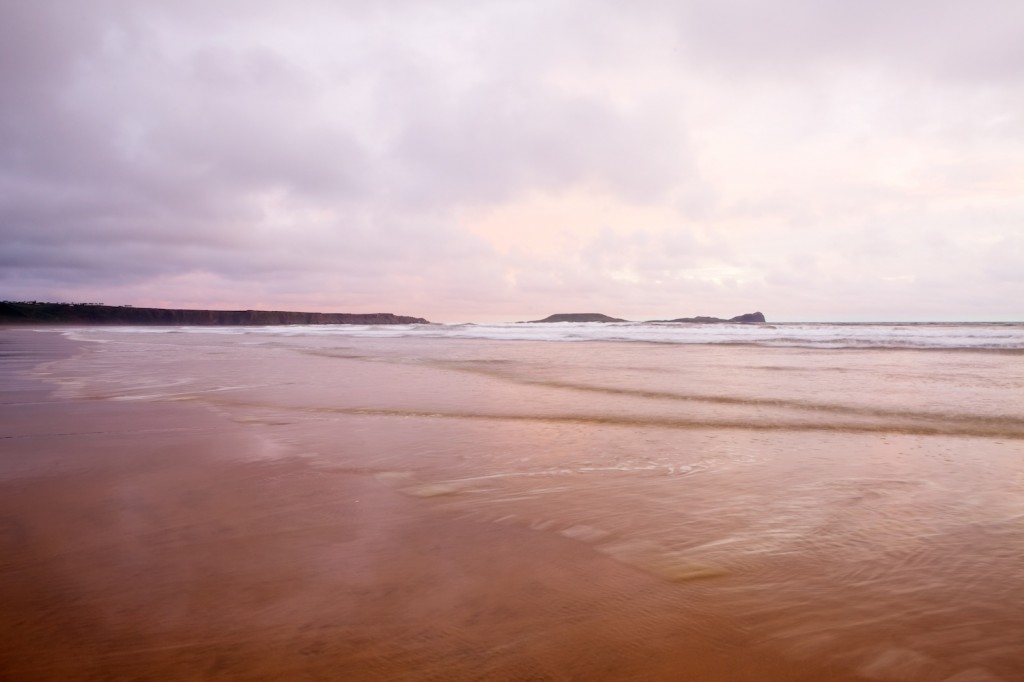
[858,648,938,680]
[598,539,729,583]
[373,470,466,497]
[941,669,1004,682]
[558,524,610,543]
[374,471,415,485]
[400,482,466,498]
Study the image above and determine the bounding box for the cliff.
[529,313,626,323]
[0,302,429,326]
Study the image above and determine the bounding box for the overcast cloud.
[1,0,1022,321]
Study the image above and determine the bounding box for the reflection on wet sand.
[2,329,1022,680]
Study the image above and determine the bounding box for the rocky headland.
[0,302,430,326]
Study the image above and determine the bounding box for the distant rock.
[527,311,766,324]
[0,302,430,326]
[729,312,766,324]
[529,313,626,323]
[648,311,766,324]
[661,316,723,324]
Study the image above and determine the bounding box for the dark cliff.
[0,302,429,326]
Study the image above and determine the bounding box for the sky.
[2,0,1022,322]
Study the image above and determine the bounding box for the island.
[528,313,627,323]
[0,302,429,326]
[528,311,766,324]
[649,312,766,324]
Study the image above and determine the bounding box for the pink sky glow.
[2,1,1023,322]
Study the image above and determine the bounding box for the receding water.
[45,326,1024,679]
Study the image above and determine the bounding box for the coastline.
[0,329,866,680]
[0,302,429,326]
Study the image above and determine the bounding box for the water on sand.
[15,324,1024,679]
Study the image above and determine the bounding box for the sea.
[39,321,1024,679]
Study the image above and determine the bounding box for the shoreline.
[0,329,868,680]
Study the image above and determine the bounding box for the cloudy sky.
[2,0,1022,322]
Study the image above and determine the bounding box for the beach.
[2,325,1022,680]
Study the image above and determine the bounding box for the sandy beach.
[3,326,1022,680]
[6,0,1024,678]
[0,329,873,680]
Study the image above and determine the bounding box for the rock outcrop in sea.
[529,313,627,323]
[651,312,766,324]
[528,311,767,324]
[0,302,429,326]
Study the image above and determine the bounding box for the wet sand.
[0,330,868,680]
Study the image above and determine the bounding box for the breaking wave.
[91,321,1024,351]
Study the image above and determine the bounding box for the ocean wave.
[82,321,1024,351]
